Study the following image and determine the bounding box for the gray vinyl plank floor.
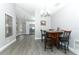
[0,34,75,55]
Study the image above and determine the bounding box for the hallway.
[0,35,74,55]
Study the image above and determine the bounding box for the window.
[5,14,13,37]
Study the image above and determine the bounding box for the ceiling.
[15,0,66,21]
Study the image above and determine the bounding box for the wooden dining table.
[47,30,63,48]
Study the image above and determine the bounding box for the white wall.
[35,10,51,39]
[16,18,26,36]
[51,0,79,54]
[0,3,16,48]
[15,4,34,21]
[15,4,35,36]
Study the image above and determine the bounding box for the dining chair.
[40,30,46,42]
[44,31,53,51]
[50,32,60,48]
[59,30,71,54]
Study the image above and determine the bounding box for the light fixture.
[41,8,50,17]
[41,11,50,17]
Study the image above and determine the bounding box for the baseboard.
[16,33,27,36]
[35,37,41,40]
[69,47,79,55]
[0,39,16,52]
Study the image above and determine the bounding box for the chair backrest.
[40,30,43,34]
[40,30,45,35]
[44,32,50,40]
[63,31,71,40]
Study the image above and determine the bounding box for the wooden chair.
[59,30,71,53]
[40,30,46,42]
[49,32,60,48]
[44,32,53,51]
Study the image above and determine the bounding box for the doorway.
[29,24,35,35]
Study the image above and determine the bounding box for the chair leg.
[44,40,46,51]
[65,43,69,54]
[51,44,53,52]
[67,44,69,51]
[59,43,62,49]
[64,45,67,54]
[41,36,43,42]
[64,46,66,54]
[57,42,60,49]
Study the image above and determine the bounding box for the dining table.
[46,30,63,48]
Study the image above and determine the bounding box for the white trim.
[69,47,79,55]
[35,37,41,40]
[0,39,16,52]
